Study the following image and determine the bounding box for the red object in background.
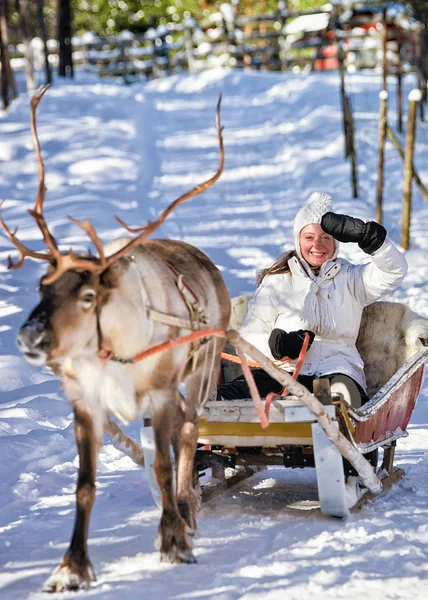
[315,44,338,71]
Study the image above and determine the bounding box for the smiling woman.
[216,191,408,478]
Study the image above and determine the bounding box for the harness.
[96,259,208,368]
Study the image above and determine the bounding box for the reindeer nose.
[17,321,49,364]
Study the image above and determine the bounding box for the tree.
[37,0,52,84]
[16,0,35,91]
[58,0,73,76]
[0,0,17,109]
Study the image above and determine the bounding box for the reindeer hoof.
[161,548,197,564]
[42,563,96,593]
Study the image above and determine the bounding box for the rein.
[98,323,310,429]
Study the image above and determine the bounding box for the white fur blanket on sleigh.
[228,298,428,398]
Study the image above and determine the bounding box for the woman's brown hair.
[257,250,296,286]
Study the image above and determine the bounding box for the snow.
[1,67,428,599]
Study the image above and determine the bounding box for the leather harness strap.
[97,261,208,367]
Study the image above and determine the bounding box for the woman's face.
[299,224,335,267]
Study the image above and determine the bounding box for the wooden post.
[376,90,388,224]
[417,29,425,122]
[381,7,388,93]
[278,0,288,72]
[337,41,348,158]
[401,89,422,250]
[423,11,428,103]
[344,94,358,198]
[244,0,253,37]
[396,32,403,133]
[313,379,332,406]
[418,69,425,122]
[220,2,236,67]
[183,19,196,73]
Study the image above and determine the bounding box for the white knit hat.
[293,192,337,259]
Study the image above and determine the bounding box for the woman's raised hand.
[321,212,386,254]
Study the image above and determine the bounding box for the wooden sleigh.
[191,300,428,517]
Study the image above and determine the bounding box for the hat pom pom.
[307,191,332,208]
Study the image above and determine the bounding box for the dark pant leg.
[216,369,282,400]
[217,370,315,400]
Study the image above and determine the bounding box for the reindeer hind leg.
[173,393,200,535]
[151,389,196,564]
[179,347,222,537]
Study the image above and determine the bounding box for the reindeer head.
[2,87,224,367]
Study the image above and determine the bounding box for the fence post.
[337,41,348,158]
[423,11,428,103]
[344,95,358,198]
[401,89,422,250]
[396,31,403,133]
[376,90,388,224]
[417,29,425,122]
[278,0,288,72]
[381,7,388,93]
[220,2,236,67]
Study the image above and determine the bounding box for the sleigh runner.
[186,299,428,517]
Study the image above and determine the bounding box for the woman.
[217,191,408,412]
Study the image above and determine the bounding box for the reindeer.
[1,87,230,592]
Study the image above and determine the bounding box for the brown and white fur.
[356,301,428,398]
[17,238,230,592]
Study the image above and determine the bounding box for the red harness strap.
[132,328,227,363]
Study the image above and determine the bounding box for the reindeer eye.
[80,290,96,307]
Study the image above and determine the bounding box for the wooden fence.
[9,4,421,82]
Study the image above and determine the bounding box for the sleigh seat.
[197,299,428,516]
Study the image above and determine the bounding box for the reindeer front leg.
[151,390,196,564]
[43,405,100,592]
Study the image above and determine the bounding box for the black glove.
[268,329,315,360]
[321,212,386,254]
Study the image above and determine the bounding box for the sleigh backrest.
[356,302,428,397]
[228,296,428,398]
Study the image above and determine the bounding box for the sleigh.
[191,300,428,517]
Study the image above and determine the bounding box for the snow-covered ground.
[0,68,427,599]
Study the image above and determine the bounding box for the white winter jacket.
[239,239,408,391]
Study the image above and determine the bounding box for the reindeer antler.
[0,90,225,285]
[0,84,59,270]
